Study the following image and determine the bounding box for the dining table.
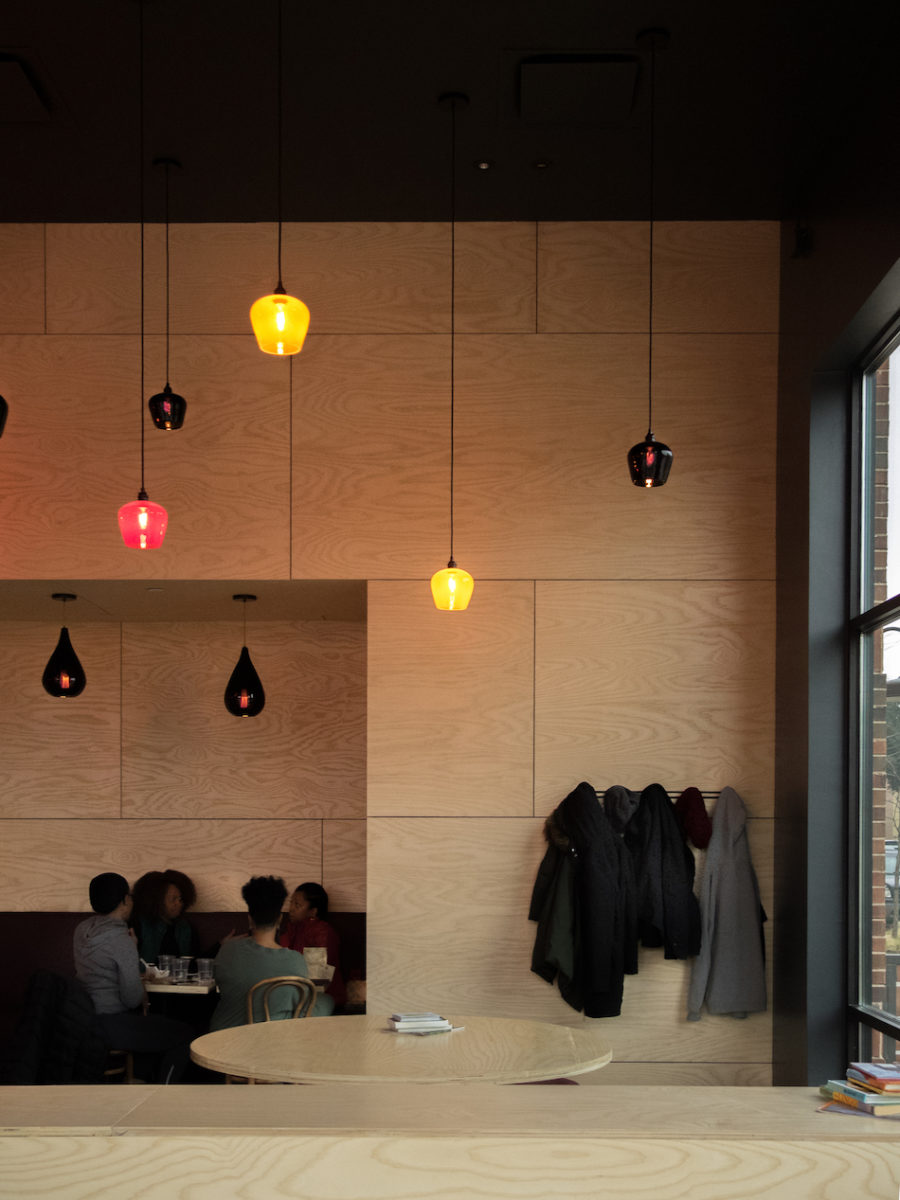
[190,1013,612,1084]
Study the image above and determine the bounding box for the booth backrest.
[0,911,366,1044]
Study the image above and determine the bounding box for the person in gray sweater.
[73,873,193,1082]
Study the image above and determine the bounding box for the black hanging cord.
[647,36,656,438]
[138,0,146,496]
[275,0,284,291]
[164,159,170,386]
[449,95,457,566]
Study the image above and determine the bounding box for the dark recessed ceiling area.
[2,0,898,225]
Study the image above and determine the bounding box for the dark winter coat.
[623,782,702,959]
[529,781,638,1018]
[0,969,107,1084]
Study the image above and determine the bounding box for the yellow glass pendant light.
[430,93,473,612]
[250,0,309,356]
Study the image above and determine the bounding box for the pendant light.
[250,0,310,356]
[224,594,266,717]
[148,157,186,430]
[118,0,169,549]
[42,593,86,698]
[430,93,474,612]
[627,29,673,489]
[0,396,8,437]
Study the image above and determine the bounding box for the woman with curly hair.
[131,869,198,965]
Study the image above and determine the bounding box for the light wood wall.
[0,219,777,1082]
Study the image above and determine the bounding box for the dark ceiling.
[1,0,898,225]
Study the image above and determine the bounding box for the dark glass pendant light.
[224,594,266,717]
[627,29,673,489]
[148,157,186,430]
[0,395,8,437]
[42,593,86,698]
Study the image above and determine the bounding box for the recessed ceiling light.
[473,159,493,171]
[533,159,552,170]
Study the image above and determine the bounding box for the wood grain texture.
[122,621,365,819]
[45,224,166,334]
[596,1061,772,1086]
[0,334,291,580]
[0,819,322,911]
[0,224,44,333]
[534,581,775,815]
[2,1133,894,1199]
[455,223,536,333]
[538,222,649,332]
[368,817,773,1066]
[169,222,448,334]
[367,581,534,817]
[291,334,449,578]
[454,333,777,580]
[653,221,781,333]
[190,1014,612,1083]
[0,622,121,818]
[323,819,367,911]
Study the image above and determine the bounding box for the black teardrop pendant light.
[224,594,266,717]
[0,395,8,437]
[42,593,86,698]
[148,156,187,431]
[627,28,673,489]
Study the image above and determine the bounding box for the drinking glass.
[196,958,214,983]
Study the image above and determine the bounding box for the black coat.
[623,782,701,959]
[529,782,638,1018]
[0,969,108,1084]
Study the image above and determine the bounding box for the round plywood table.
[190,1014,612,1084]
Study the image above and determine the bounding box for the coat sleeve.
[113,928,145,1011]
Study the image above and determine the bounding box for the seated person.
[131,869,198,965]
[210,875,331,1031]
[73,872,193,1082]
[279,881,346,1010]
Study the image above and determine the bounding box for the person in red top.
[279,882,346,1011]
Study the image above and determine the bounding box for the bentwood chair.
[225,975,317,1084]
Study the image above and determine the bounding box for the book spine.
[819,1087,891,1116]
[825,1080,900,1105]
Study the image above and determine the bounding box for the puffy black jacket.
[0,969,107,1084]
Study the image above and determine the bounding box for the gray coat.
[687,787,767,1020]
[73,913,144,1015]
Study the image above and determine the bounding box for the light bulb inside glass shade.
[118,495,169,549]
[42,627,86,697]
[430,562,474,611]
[224,646,266,716]
[627,432,673,489]
[249,291,310,356]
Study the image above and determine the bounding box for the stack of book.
[819,1062,900,1118]
[388,1012,454,1035]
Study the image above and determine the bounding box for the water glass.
[196,958,214,983]
[171,956,189,983]
[157,954,172,975]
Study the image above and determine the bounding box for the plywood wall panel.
[323,819,367,911]
[455,223,536,333]
[0,818,322,911]
[534,581,775,815]
[0,623,121,819]
[0,224,44,333]
[169,222,448,335]
[455,333,776,580]
[654,221,780,333]
[537,221,649,332]
[368,816,772,1067]
[367,582,534,817]
[123,621,365,820]
[0,334,291,580]
[291,334,448,578]
[45,224,166,335]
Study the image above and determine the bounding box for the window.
[854,339,900,1060]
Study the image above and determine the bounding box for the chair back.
[245,975,316,1023]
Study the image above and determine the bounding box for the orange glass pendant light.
[119,2,168,548]
[627,29,673,490]
[42,594,86,698]
[430,93,474,612]
[250,288,310,356]
[250,0,309,356]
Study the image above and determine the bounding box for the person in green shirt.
[210,875,326,1031]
